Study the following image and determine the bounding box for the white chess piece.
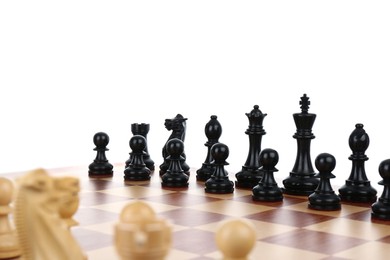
[57,176,81,228]
[14,169,86,260]
[0,177,21,259]
[115,201,171,260]
[216,219,257,260]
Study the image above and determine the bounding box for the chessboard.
[3,164,390,260]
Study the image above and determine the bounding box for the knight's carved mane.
[14,169,86,260]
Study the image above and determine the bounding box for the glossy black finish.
[205,143,234,194]
[371,159,390,220]
[161,138,189,188]
[124,135,151,181]
[338,124,377,202]
[196,115,222,181]
[88,132,114,177]
[129,123,155,171]
[235,105,267,189]
[252,148,283,201]
[308,153,341,211]
[283,94,319,195]
[159,114,190,176]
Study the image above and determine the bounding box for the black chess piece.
[252,148,283,202]
[235,105,267,189]
[129,123,155,171]
[205,143,234,194]
[159,114,190,176]
[125,124,153,175]
[196,115,222,181]
[161,138,189,188]
[308,153,341,211]
[124,135,151,181]
[371,159,390,220]
[338,124,377,202]
[88,132,114,177]
[283,94,319,195]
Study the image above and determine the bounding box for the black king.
[282,94,319,195]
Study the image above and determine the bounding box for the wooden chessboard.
[3,164,390,260]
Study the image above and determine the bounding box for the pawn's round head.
[378,159,390,182]
[259,148,279,168]
[211,143,229,164]
[0,177,14,206]
[129,135,146,152]
[93,132,110,148]
[216,219,256,259]
[315,153,336,173]
[120,201,156,224]
[166,138,184,157]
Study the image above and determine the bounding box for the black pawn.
[339,124,377,202]
[308,153,341,211]
[131,123,155,171]
[235,105,267,189]
[196,115,222,181]
[283,94,319,195]
[252,148,283,202]
[161,138,189,188]
[88,132,114,177]
[371,159,390,220]
[205,143,234,194]
[124,135,151,181]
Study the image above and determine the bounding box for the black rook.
[131,123,155,171]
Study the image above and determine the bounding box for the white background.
[1,1,389,188]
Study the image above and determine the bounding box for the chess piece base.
[124,168,151,181]
[308,193,341,211]
[196,164,214,182]
[339,181,377,202]
[124,175,151,181]
[371,200,390,220]
[88,162,113,177]
[252,186,283,202]
[88,173,113,178]
[159,169,166,176]
[145,161,155,171]
[161,173,189,188]
[235,168,263,189]
[282,174,319,196]
[205,177,234,194]
[0,231,21,259]
[308,203,341,211]
[160,169,190,177]
[159,161,189,177]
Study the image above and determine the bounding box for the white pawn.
[114,201,172,260]
[216,219,257,260]
[0,177,21,259]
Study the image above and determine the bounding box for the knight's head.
[17,168,53,192]
[164,114,187,131]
